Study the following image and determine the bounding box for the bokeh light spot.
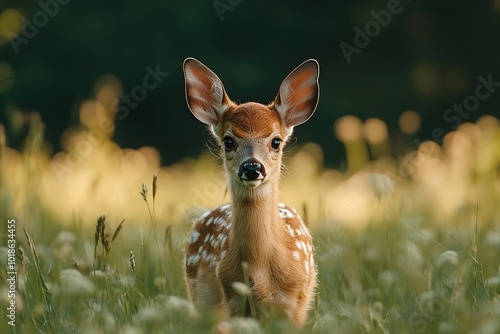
[412,62,438,97]
[363,118,388,145]
[0,62,15,92]
[334,115,363,143]
[476,115,499,138]
[0,8,23,45]
[399,110,421,135]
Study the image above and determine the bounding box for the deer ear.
[183,58,233,126]
[273,59,319,128]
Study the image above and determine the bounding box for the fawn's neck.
[229,181,284,264]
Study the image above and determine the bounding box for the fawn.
[183,58,319,327]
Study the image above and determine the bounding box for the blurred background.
[1,0,499,164]
[0,0,499,225]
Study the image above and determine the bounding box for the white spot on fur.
[211,237,220,249]
[198,210,210,221]
[286,224,295,237]
[206,216,214,226]
[295,240,302,250]
[221,205,232,219]
[221,250,227,260]
[301,241,307,254]
[207,254,216,268]
[187,254,200,266]
[204,234,211,243]
[213,216,221,225]
[292,251,300,261]
[301,224,311,237]
[279,208,294,219]
[189,231,200,244]
[220,235,228,248]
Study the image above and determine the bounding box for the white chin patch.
[242,179,263,188]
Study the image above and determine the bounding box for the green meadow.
[1,114,500,333]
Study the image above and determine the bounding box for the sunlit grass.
[1,113,500,333]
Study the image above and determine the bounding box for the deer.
[183,57,319,328]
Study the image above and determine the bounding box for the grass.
[1,116,500,333]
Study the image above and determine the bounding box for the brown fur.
[219,103,282,139]
[182,58,320,327]
[185,201,316,327]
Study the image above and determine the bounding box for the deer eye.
[271,138,282,150]
[223,137,235,151]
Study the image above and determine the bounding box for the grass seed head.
[95,215,106,247]
[486,276,500,293]
[140,183,147,202]
[129,251,136,274]
[60,269,94,296]
[89,270,106,284]
[134,306,163,325]
[164,296,197,319]
[111,219,125,243]
[102,232,111,253]
[152,174,157,201]
[437,250,459,270]
[232,282,252,297]
[17,244,25,267]
[216,317,262,334]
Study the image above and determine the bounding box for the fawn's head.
[183,58,319,197]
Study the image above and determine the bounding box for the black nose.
[238,159,265,180]
[244,162,261,172]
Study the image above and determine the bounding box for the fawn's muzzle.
[238,159,266,187]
